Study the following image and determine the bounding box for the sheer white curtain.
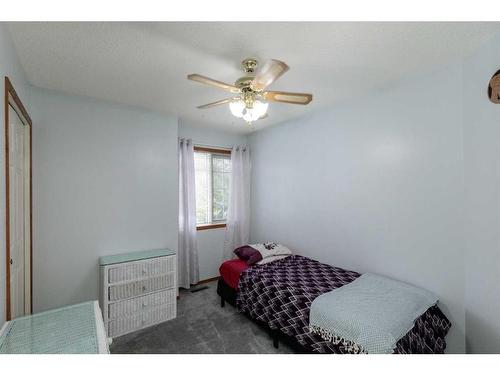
[223,145,251,260]
[178,138,199,289]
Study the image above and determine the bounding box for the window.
[194,147,231,230]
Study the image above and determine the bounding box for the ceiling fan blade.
[188,74,239,93]
[196,98,235,109]
[263,91,313,105]
[251,60,289,91]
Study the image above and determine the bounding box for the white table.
[0,301,109,354]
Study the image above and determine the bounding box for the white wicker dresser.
[99,248,177,338]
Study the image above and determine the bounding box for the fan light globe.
[230,100,268,123]
[253,101,269,119]
[229,100,245,118]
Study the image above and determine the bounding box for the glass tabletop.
[99,248,175,266]
[0,301,100,354]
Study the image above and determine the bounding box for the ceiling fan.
[187,58,313,125]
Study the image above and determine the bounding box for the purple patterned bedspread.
[236,255,451,354]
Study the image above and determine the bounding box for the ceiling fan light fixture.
[188,58,312,125]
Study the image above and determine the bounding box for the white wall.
[463,34,500,353]
[178,121,247,280]
[30,87,178,312]
[249,64,466,353]
[0,24,30,326]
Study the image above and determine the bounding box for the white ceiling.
[7,22,500,134]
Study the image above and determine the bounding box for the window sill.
[196,223,227,231]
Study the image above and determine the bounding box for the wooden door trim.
[5,76,33,321]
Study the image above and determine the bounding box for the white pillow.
[257,255,290,265]
[250,242,292,260]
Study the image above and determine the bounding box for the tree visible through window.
[194,149,231,226]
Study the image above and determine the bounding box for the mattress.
[219,258,249,290]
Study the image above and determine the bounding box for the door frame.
[4,76,33,320]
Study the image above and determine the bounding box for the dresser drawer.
[108,289,176,319]
[108,303,176,338]
[108,256,175,284]
[108,273,175,301]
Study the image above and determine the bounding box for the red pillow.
[233,245,263,265]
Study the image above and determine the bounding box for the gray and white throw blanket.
[237,255,451,354]
[309,273,438,354]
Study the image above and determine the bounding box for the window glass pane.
[194,152,209,225]
[194,152,207,170]
[195,172,208,224]
[213,189,224,204]
[194,151,231,225]
[213,156,224,172]
[212,205,224,221]
[223,158,231,172]
[212,189,225,221]
[211,154,230,222]
[223,172,230,189]
[213,171,224,190]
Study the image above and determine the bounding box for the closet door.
[8,105,27,319]
[5,77,32,321]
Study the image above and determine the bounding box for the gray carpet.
[110,280,294,354]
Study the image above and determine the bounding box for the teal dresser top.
[0,301,108,354]
[99,248,175,266]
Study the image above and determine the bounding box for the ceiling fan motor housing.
[236,58,260,93]
[241,58,258,73]
[235,76,255,91]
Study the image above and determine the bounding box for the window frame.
[194,146,231,231]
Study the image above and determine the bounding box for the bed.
[217,254,451,354]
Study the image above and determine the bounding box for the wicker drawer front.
[108,289,176,319]
[108,303,176,338]
[108,274,175,301]
[108,256,175,284]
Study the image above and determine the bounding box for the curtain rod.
[179,138,248,151]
